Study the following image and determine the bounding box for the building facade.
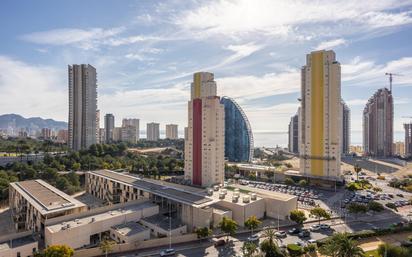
[96,110,101,144]
[68,64,97,151]
[299,50,342,181]
[393,142,405,156]
[288,111,299,154]
[341,100,350,155]
[146,122,160,141]
[184,72,225,187]
[363,88,393,157]
[220,96,254,162]
[104,114,115,143]
[405,123,412,157]
[165,124,178,139]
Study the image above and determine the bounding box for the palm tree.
[242,241,258,257]
[354,165,362,181]
[319,232,364,257]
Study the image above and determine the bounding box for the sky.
[1,0,412,139]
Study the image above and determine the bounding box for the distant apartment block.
[299,50,342,181]
[68,64,97,151]
[363,88,393,157]
[104,114,115,143]
[56,129,68,143]
[121,119,140,144]
[288,111,299,154]
[146,122,160,141]
[9,180,86,234]
[96,109,101,144]
[41,128,51,140]
[165,124,178,139]
[404,122,412,157]
[341,100,351,155]
[393,141,405,156]
[184,72,225,187]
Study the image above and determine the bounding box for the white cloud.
[217,70,300,101]
[0,56,66,121]
[315,38,347,50]
[21,27,125,49]
[342,56,412,87]
[175,0,412,39]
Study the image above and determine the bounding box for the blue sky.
[1,0,412,139]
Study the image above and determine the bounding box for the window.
[17,252,21,257]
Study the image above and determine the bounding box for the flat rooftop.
[89,170,213,206]
[141,213,185,231]
[11,180,86,215]
[0,235,36,252]
[235,184,297,201]
[46,201,157,234]
[233,163,278,172]
[112,222,148,237]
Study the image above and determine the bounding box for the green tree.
[310,207,331,224]
[347,203,368,218]
[367,201,384,212]
[284,178,295,186]
[195,227,212,242]
[354,165,362,181]
[378,243,411,257]
[242,241,259,257]
[99,239,116,257]
[43,245,74,257]
[319,233,364,257]
[218,216,238,241]
[245,215,262,235]
[289,210,307,225]
[298,179,308,187]
[287,244,303,257]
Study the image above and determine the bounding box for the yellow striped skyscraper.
[300,50,342,182]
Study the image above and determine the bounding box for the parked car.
[310,224,321,231]
[320,224,330,230]
[288,228,301,235]
[307,239,317,244]
[298,229,310,238]
[275,231,287,238]
[247,234,260,243]
[160,248,176,256]
[214,239,226,247]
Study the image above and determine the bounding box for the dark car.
[214,239,226,247]
[298,229,310,238]
[288,228,301,235]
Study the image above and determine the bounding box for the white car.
[310,224,321,231]
[307,239,317,244]
[247,234,260,242]
[160,249,176,256]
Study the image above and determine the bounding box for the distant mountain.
[0,114,67,131]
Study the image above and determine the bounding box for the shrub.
[385,202,398,211]
[287,244,303,257]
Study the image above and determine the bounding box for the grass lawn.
[364,249,380,257]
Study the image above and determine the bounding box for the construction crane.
[385,72,402,93]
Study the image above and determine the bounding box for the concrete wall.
[212,209,232,228]
[0,241,38,257]
[139,220,187,237]
[214,198,265,227]
[265,197,297,220]
[110,228,150,244]
[73,233,198,257]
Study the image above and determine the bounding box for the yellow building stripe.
[311,52,324,176]
[194,72,201,98]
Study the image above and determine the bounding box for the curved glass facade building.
[220,96,254,162]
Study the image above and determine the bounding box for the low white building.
[0,231,38,257]
[44,200,158,249]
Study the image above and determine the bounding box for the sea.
[142,131,405,148]
[251,131,405,148]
